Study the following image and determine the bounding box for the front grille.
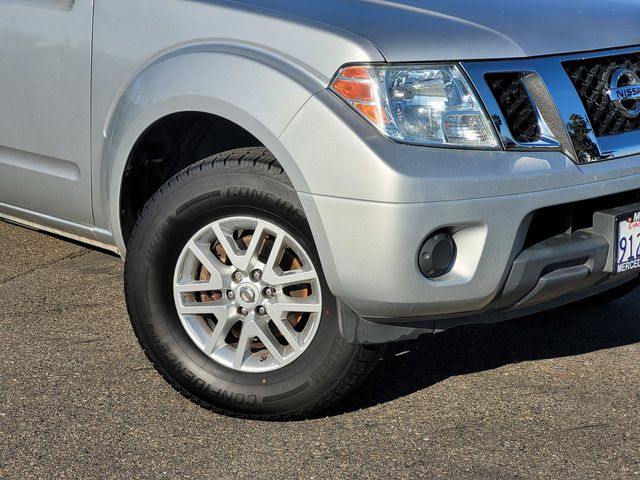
[485,73,541,143]
[563,53,640,137]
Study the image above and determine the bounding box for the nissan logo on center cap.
[606,68,640,118]
[239,286,256,304]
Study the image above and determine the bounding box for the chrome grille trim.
[462,45,640,164]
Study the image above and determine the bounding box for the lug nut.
[264,287,275,297]
[251,269,262,280]
[239,307,248,316]
[226,290,235,301]
[257,306,267,315]
[233,271,243,282]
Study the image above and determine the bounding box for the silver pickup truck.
[2,0,640,419]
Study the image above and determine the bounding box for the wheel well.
[120,112,263,244]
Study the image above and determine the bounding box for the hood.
[227,0,640,61]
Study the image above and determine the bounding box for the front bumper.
[275,90,640,331]
[299,185,640,319]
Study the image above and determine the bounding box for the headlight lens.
[331,64,499,148]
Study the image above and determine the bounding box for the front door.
[0,0,94,226]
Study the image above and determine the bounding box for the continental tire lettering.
[153,339,260,406]
[225,187,299,216]
[311,335,346,384]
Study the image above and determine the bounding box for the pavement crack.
[565,423,612,432]
[0,250,90,285]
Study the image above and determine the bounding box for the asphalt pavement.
[1,220,639,479]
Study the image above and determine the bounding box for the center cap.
[236,283,260,308]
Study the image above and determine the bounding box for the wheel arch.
[97,45,322,254]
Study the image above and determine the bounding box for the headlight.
[330,64,499,148]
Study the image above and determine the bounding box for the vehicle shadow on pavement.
[326,294,640,417]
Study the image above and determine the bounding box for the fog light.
[418,232,456,279]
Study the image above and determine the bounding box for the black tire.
[124,147,381,420]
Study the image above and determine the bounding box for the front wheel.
[124,147,381,419]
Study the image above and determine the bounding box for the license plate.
[616,210,640,273]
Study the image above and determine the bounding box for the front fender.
[101,47,329,253]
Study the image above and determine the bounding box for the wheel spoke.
[212,221,266,271]
[177,302,228,316]
[211,223,239,266]
[266,296,322,320]
[186,240,225,289]
[241,221,266,270]
[233,321,255,369]
[270,317,303,353]
[270,268,317,287]
[175,280,219,293]
[261,234,285,285]
[203,311,234,355]
[253,321,287,365]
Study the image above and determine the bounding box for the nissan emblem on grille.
[606,68,640,118]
